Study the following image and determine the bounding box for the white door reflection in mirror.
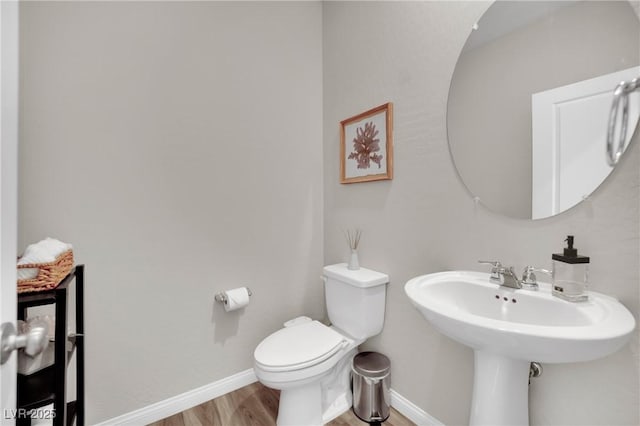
[532,67,640,219]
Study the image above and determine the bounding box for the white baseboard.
[94,368,442,426]
[94,368,257,426]
[390,389,444,426]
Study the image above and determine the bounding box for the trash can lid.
[352,351,390,376]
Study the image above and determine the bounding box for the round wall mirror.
[447,0,640,220]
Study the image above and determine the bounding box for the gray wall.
[448,0,640,219]
[19,2,323,423]
[323,2,639,425]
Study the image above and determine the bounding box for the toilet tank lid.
[323,263,389,288]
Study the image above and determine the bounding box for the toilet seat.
[254,321,346,372]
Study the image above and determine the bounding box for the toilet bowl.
[253,264,389,426]
[254,318,362,425]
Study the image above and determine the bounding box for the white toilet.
[253,263,389,426]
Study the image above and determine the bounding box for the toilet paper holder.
[215,288,252,305]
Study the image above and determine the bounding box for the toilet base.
[278,383,323,426]
[321,347,355,423]
[272,347,358,426]
[321,388,352,423]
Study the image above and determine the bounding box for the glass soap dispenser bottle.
[552,235,590,302]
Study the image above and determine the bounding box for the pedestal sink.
[405,271,635,426]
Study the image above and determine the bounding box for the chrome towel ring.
[607,76,639,166]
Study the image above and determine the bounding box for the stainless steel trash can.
[352,351,391,423]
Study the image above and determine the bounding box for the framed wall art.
[340,102,393,184]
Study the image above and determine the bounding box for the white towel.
[17,238,72,280]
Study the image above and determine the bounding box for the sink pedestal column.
[470,350,530,426]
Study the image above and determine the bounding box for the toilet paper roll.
[223,287,251,312]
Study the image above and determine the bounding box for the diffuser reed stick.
[344,229,362,250]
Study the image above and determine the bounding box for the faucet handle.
[478,260,502,280]
[478,260,502,267]
[521,266,552,290]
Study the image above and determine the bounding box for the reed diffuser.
[344,229,362,270]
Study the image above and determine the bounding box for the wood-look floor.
[149,382,414,426]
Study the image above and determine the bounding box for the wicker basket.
[17,249,74,294]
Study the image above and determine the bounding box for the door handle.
[0,321,49,364]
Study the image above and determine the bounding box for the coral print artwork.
[340,103,393,184]
[348,121,383,169]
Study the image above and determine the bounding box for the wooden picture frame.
[340,102,393,184]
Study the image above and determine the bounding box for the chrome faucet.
[478,261,522,289]
[498,266,522,289]
[479,261,553,291]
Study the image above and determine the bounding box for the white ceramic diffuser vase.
[345,229,361,271]
[348,249,360,270]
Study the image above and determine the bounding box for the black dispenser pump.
[552,235,590,264]
[564,235,577,257]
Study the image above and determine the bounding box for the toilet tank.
[322,264,389,340]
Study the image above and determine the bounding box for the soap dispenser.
[552,235,590,302]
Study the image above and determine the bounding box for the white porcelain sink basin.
[405,271,635,363]
[405,270,636,425]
